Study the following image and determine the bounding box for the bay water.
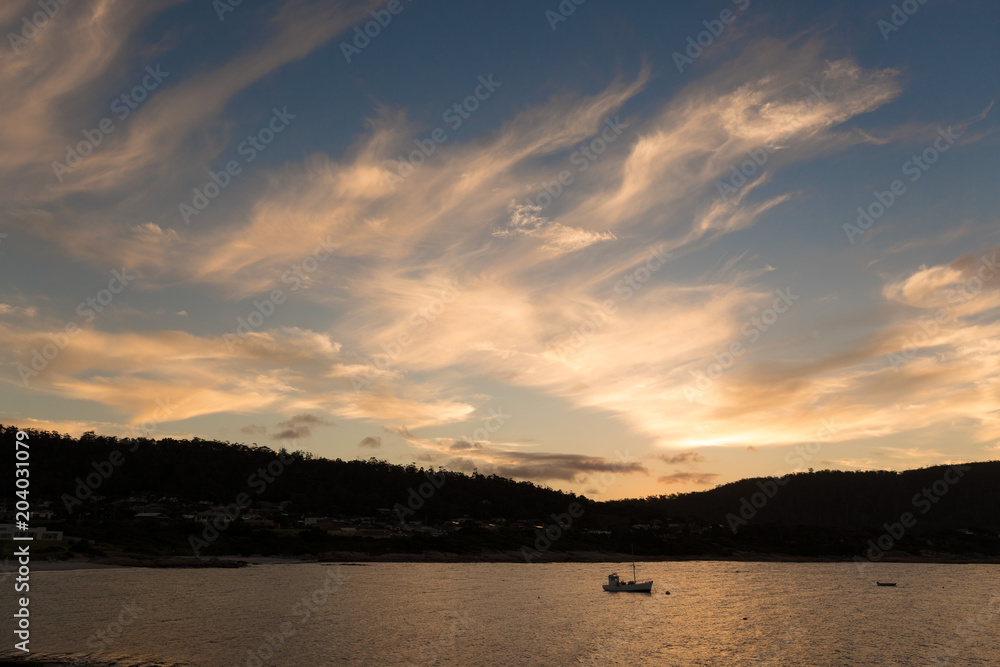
[3,561,998,665]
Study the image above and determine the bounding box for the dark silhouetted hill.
[4,425,999,560]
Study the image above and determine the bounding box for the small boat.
[603,560,652,593]
[876,582,897,587]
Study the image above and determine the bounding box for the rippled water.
[3,561,999,665]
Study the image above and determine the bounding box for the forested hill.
[3,426,580,522]
[5,425,1000,535]
[609,463,1000,534]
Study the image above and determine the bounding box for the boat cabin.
[607,572,635,586]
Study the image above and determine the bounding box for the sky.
[1,0,998,500]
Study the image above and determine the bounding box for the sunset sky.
[2,0,998,499]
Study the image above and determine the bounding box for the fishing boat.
[602,560,652,592]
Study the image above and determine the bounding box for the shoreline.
[27,551,1000,570]
[316,551,1000,565]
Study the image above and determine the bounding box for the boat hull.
[602,581,653,592]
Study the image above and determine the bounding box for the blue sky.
[1,0,998,498]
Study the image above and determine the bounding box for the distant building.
[195,509,236,524]
[137,504,168,514]
[0,524,63,541]
[304,517,335,526]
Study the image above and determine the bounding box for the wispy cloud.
[404,435,646,484]
[656,452,707,465]
[657,472,720,486]
[273,413,335,440]
[6,16,997,492]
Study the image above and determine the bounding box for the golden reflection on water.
[3,561,999,665]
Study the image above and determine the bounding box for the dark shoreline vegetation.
[3,425,1000,565]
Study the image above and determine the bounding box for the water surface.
[3,561,998,665]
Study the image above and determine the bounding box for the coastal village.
[0,495,698,561]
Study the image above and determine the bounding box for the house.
[304,516,335,526]
[137,503,168,514]
[195,509,237,524]
[0,525,64,541]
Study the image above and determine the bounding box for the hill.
[3,425,999,562]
